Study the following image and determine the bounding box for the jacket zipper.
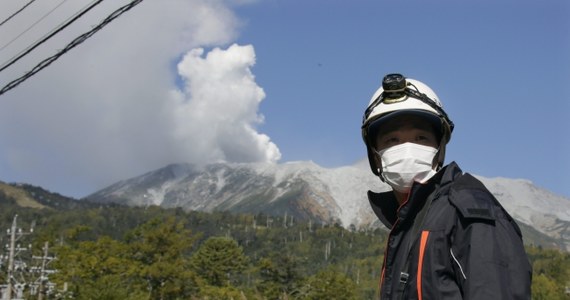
[380,193,411,299]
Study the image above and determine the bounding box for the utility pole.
[5,215,19,300]
[1,215,45,300]
[3,214,33,300]
[31,242,55,300]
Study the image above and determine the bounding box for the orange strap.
[417,231,430,300]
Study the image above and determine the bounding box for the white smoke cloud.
[173,45,280,164]
[0,0,279,197]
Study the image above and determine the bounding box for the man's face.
[373,114,439,152]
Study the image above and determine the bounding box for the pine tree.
[302,268,358,300]
[124,216,199,299]
[190,236,248,287]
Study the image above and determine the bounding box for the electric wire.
[0,0,145,96]
[0,0,70,54]
[0,0,104,74]
[0,0,39,28]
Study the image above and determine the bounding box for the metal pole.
[37,242,49,300]
[6,215,18,300]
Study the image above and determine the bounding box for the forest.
[0,188,569,300]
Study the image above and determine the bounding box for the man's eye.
[385,137,399,144]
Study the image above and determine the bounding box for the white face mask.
[376,142,438,193]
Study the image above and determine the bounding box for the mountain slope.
[0,181,46,209]
[86,162,353,224]
[85,161,570,251]
[0,180,98,210]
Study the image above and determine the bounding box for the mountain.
[0,180,99,211]
[85,160,570,251]
[85,161,378,226]
[0,181,47,209]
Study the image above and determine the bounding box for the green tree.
[532,273,564,300]
[190,236,248,287]
[52,235,140,299]
[528,245,570,298]
[68,275,146,300]
[125,216,199,299]
[256,253,302,299]
[301,268,358,300]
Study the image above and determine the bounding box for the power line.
[0,0,145,96]
[0,0,38,28]
[1,0,101,66]
[0,0,70,54]
[0,0,103,73]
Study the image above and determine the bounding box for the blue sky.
[232,0,570,197]
[0,0,568,199]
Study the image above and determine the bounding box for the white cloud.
[173,45,281,164]
[0,0,280,197]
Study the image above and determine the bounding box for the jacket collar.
[367,161,463,229]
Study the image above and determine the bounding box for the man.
[361,74,532,299]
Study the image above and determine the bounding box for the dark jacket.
[368,162,532,300]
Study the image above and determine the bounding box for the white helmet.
[361,73,454,176]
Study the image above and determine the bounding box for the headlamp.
[382,73,407,94]
[362,73,454,134]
